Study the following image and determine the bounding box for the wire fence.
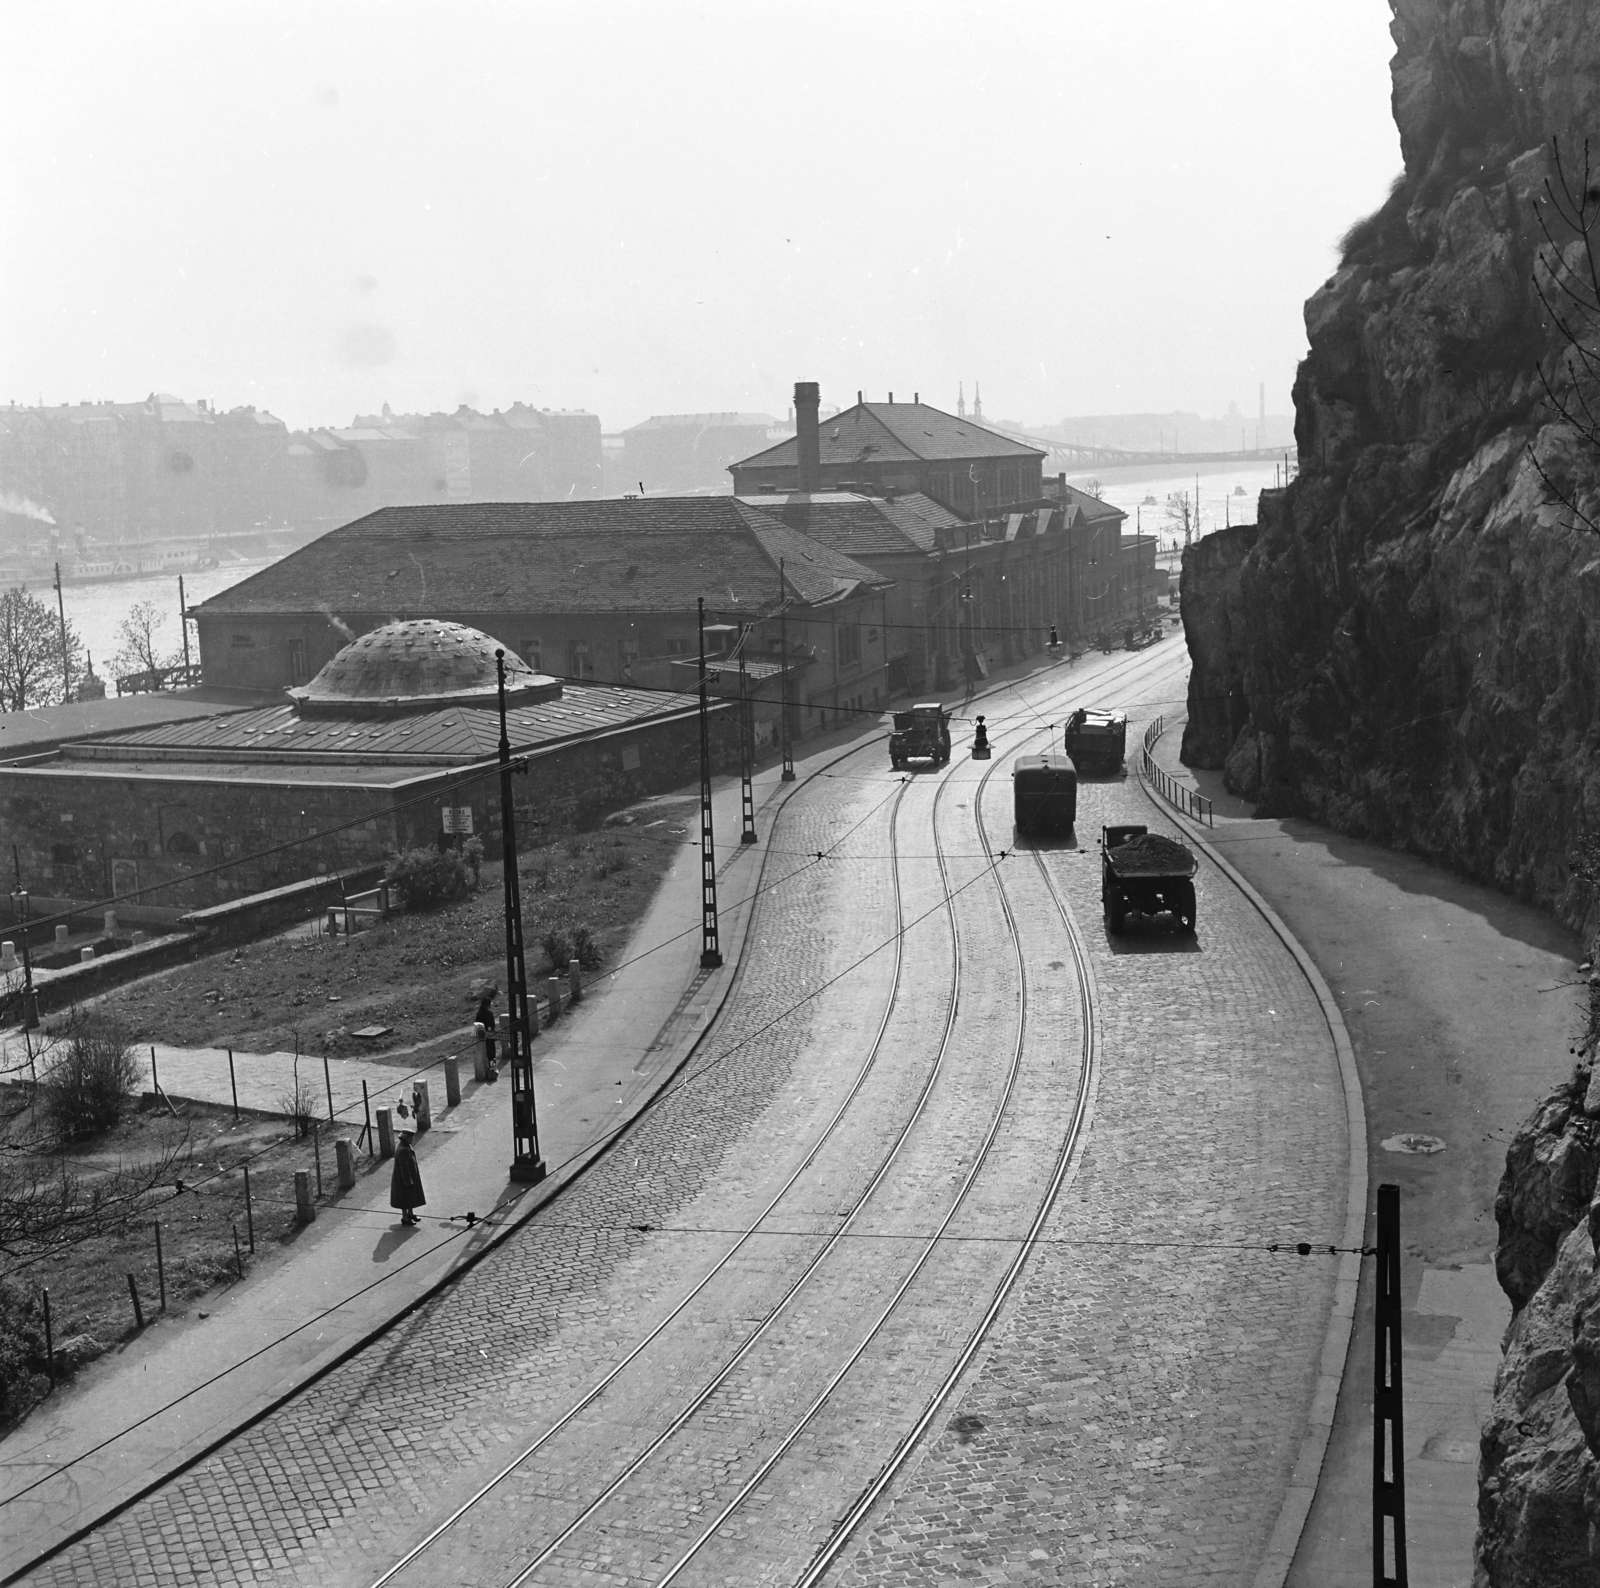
[1140,716,1213,827]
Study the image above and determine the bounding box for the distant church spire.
[973,382,984,420]
[957,382,966,418]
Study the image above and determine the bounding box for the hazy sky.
[2,2,1399,433]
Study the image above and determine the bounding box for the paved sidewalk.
[0,754,808,1582]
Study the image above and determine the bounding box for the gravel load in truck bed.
[1105,832,1197,876]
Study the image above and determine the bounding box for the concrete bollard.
[0,942,14,971]
[79,946,95,963]
[335,1138,356,1190]
[104,909,117,936]
[546,975,562,1022]
[444,1056,461,1107]
[294,1171,316,1224]
[376,1106,395,1159]
[413,1080,432,1133]
[472,1023,487,1082]
[54,924,69,947]
[568,957,582,1004]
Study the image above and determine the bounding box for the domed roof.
[288,620,562,717]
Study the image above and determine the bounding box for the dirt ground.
[0,1088,377,1431]
[102,803,696,1057]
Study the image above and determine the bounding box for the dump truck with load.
[1012,754,1077,836]
[1100,824,1197,934]
[1063,708,1127,775]
[889,702,952,769]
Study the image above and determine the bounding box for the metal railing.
[1140,715,1213,827]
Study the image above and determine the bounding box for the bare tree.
[1162,490,1198,549]
[0,586,81,712]
[110,598,181,684]
[1532,136,1600,531]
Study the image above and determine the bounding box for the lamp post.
[9,846,37,1032]
[495,650,545,1185]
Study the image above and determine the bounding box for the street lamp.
[495,650,545,1185]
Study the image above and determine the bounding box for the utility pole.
[1374,1183,1408,1586]
[9,845,37,1032]
[738,624,756,844]
[52,563,71,703]
[778,559,794,782]
[697,598,722,968]
[495,651,545,1185]
[178,574,191,679]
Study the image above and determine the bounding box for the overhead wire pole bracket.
[697,597,723,968]
[778,558,795,782]
[738,626,757,845]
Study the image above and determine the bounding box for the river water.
[47,559,274,678]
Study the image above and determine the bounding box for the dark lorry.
[1100,824,1198,934]
[1063,708,1128,776]
[889,702,952,769]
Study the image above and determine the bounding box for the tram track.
[381,654,1143,1585]
[366,711,975,1586]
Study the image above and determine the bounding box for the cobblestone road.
[829,651,1350,1587]
[17,643,1353,1588]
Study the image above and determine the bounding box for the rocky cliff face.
[1184,0,1600,934]
[1177,3,1600,1580]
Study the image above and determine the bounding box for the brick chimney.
[794,380,821,493]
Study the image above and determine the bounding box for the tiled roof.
[732,401,1045,474]
[737,491,966,558]
[64,681,706,767]
[1055,482,1127,523]
[192,498,891,622]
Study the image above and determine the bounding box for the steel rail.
[646,728,1037,1586]
[497,753,977,1587]
[366,642,1166,1588]
[365,753,923,1588]
[790,723,1103,1585]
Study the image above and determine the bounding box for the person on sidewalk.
[390,1111,426,1227]
[474,984,499,1073]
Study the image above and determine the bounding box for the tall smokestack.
[794,380,821,493]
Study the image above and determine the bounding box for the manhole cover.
[1381,1132,1446,1155]
[352,1025,394,1040]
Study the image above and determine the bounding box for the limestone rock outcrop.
[1182,0,1600,937]
[1174,2,1600,1578]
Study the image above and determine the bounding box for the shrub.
[591,839,631,880]
[278,1074,319,1139]
[385,838,483,911]
[540,924,601,972]
[0,1281,49,1426]
[38,1020,141,1139]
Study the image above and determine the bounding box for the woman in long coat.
[390,1121,426,1226]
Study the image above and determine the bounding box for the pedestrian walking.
[973,715,989,753]
[474,983,499,1077]
[390,1106,425,1226]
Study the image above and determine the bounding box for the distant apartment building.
[0,395,605,560]
[617,412,787,494]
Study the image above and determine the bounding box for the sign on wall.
[441,806,474,835]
